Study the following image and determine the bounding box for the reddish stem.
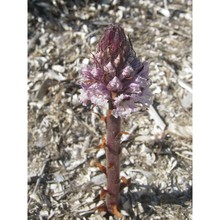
[106,111,121,214]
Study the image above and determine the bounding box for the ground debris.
[28,0,192,219]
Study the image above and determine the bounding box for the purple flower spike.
[79,24,153,117]
[79,24,153,217]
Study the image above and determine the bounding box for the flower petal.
[107,76,123,92]
[112,94,137,117]
[87,83,110,107]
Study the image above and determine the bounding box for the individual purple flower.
[107,76,123,92]
[79,24,152,118]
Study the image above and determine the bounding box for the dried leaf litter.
[28,0,192,219]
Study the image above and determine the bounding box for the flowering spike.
[79,24,152,118]
[79,24,153,218]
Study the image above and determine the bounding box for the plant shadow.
[119,183,192,219]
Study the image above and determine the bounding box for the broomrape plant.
[79,24,152,217]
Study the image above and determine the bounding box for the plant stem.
[106,111,121,214]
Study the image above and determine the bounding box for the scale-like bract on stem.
[79,24,152,217]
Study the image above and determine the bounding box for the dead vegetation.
[28,0,192,219]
